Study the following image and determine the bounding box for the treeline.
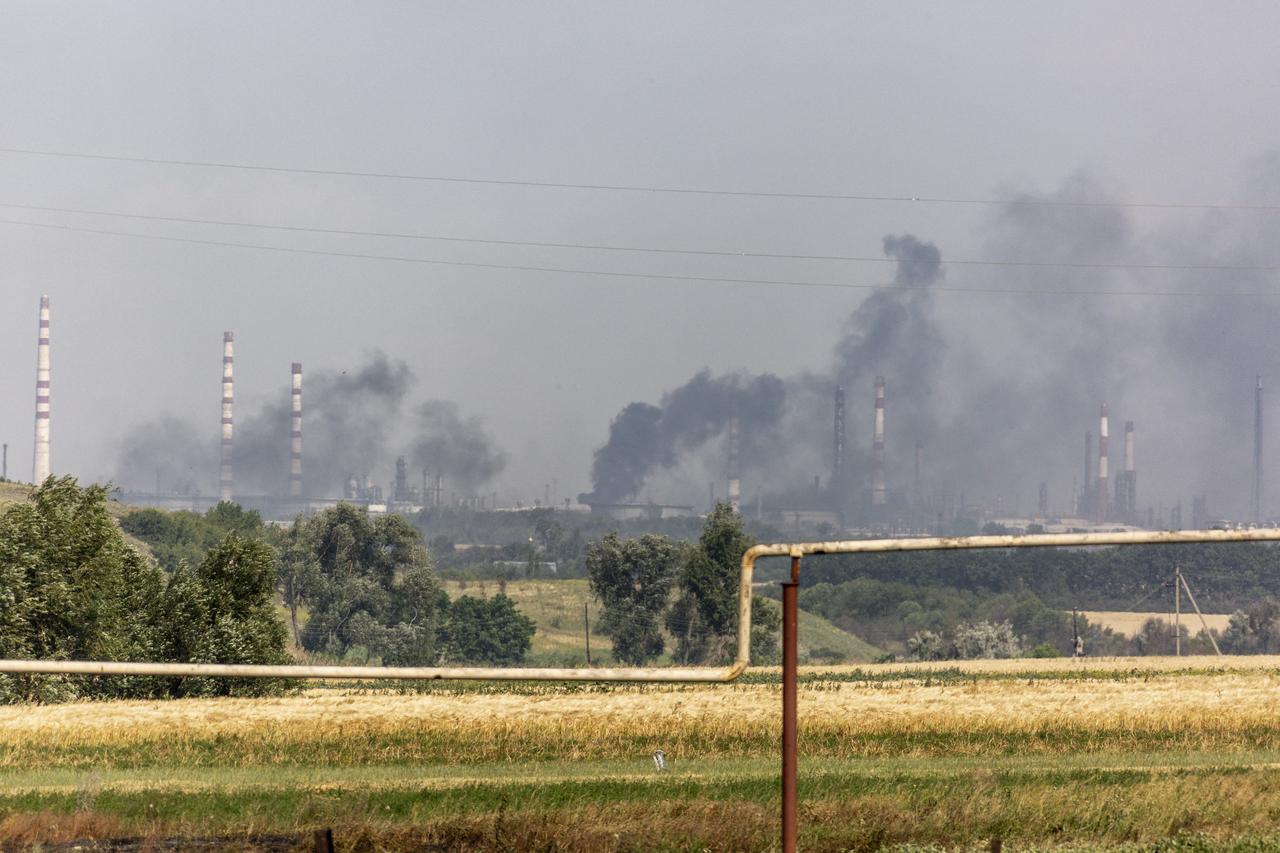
[586,503,780,666]
[793,544,1280,613]
[413,505,782,578]
[125,503,536,670]
[2,479,286,701]
[1,479,537,702]
[796,578,1128,659]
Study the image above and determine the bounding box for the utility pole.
[584,603,591,665]
[2,443,6,480]
[1174,566,1182,657]
[1177,569,1223,656]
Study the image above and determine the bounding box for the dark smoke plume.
[407,400,507,490]
[114,352,506,500]
[114,415,214,495]
[231,351,414,497]
[586,235,944,508]
[586,370,785,503]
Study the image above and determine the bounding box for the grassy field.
[9,658,1280,849]
[1082,610,1233,637]
[441,578,882,665]
[0,481,31,508]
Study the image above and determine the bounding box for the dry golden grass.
[1082,610,1233,637]
[10,658,1280,848]
[7,657,1280,768]
[798,653,1280,675]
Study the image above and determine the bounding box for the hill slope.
[441,578,881,666]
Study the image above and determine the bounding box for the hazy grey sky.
[4,2,1280,514]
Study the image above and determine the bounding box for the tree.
[292,505,437,660]
[952,621,1022,659]
[0,478,291,703]
[285,504,455,666]
[0,478,167,701]
[907,630,947,661]
[158,534,290,697]
[441,594,535,665]
[121,502,266,572]
[586,533,680,665]
[667,503,780,665]
[276,522,320,647]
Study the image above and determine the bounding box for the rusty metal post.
[782,554,800,853]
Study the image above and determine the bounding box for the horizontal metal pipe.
[742,526,1280,562]
[0,659,741,682]
[4,528,1274,684]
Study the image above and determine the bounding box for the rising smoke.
[586,234,943,507]
[113,352,506,499]
[591,162,1280,520]
[407,400,507,491]
[115,415,214,496]
[585,370,785,503]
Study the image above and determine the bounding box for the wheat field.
[7,658,1280,849]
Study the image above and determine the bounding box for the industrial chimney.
[1081,431,1093,517]
[1255,376,1264,524]
[219,332,234,503]
[832,386,846,508]
[871,377,886,506]
[1123,420,1136,520]
[290,362,303,498]
[1096,403,1109,524]
[32,295,50,484]
[727,417,741,513]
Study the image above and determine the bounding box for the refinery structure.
[11,294,1275,531]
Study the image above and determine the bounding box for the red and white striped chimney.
[32,295,50,484]
[1096,402,1109,523]
[290,362,303,497]
[871,376,887,505]
[219,332,234,502]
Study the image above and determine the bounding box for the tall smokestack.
[914,440,923,511]
[871,377,886,506]
[832,386,846,507]
[1123,420,1136,520]
[219,332,234,503]
[1255,376,1264,524]
[32,295,50,484]
[727,416,741,512]
[290,362,303,497]
[1083,431,1093,510]
[1096,403,1109,524]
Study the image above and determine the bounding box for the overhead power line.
[1,146,1277,212]
[2,200,1278,273]
[1,217,1276,299]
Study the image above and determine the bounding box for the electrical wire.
[2,217,1278,299]
[2,145,1278,212]
[2,200,1278,273]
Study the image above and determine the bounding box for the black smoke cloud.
[407,400,507,491]
[586,235,943,506]
[592,162,1280,521]
[586,370,786,503]
[114,352,505,499]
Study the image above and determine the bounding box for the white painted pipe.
[5,527,1280,683]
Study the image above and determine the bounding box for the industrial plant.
[10,292,1276,533]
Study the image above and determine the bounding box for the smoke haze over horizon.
[6,4,1280,519]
